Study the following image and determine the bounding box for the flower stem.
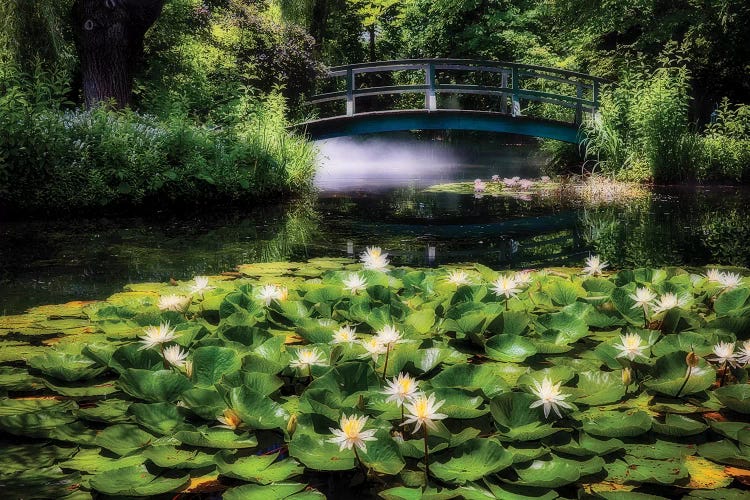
[400,403,404,427]
[307,364,313,384]
[505,298,509,311]
[382,344,391,381]
[643,307,649,329]
[160,344,169,370]
[719,361,728,387]
[675,365,692,398]
[423,425,430,482]
[353,446,367,476]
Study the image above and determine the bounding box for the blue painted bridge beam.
[292,110,584,144]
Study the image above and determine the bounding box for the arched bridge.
[293,59,607,143]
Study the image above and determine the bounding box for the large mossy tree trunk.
[73,0,164,108]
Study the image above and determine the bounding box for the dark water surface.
[2,135,750,314]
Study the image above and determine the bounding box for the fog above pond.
[314,134,544,192]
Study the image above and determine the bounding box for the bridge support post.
[511,66,521,117]
[425,63,437,111]
[346,68,355,116]
[575,83,583,124]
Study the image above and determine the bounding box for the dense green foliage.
[0,0,318,211]
[1,260,750,497]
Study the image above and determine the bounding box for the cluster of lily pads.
[1,250,750,499]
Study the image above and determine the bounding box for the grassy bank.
[0,73,316,212]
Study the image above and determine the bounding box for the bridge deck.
[294,109,583,143]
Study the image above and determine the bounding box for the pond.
[1,133,750,315]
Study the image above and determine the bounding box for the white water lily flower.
[736,340,750,366]
[403,393,448,433]
[138,322,179,350]
[343,273,368,295]
[157,294,191,312]
[629,287,657,309]
[705,268,723,282]
[519,179,534,190]
[529,377,573,419]
[582,255,608,276]
[384,372,419,405]
[652,292,689,314]
[474,179,487,192]
[190,276,214,294]
[375,325,403,347]
[613,332,648,361]
[514,271,534,287]
[360,337,388,361]
[503,177,518,188]
[491,275,521,299]
[328,414,378,452]
[446,270,471,286]
[256,284,285,306]
[289,348,327,370]
[719,272,743,289]
[707,341,740,368]
[332,326,358,344]
[360,246,389,271]
[216,409,242,430]
[162,344,189,368]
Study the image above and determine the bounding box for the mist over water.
[314,134,544,192]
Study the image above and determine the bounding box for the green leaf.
[430,363,510,399]
[574,370,626,405]
[644,351,715,397]
[223,483,325,500]
[485,335,537,362]
[118,368,192,402]
[89,464,189,496]
[129,402,185,435]
[228,386,290,430]
[652,414,708,437]
[714,287,750,315]
[216,450,304,484]
[94,424,157,456]
[359,428,406,475]
[430,438,512,484]
[174,425,258,449]
[142,445,216,469]
[545,278,586,306]
[490,392,560,441]
[192,346,242,386]
[28,351,108,382]
[513,455,582,488]
[288,432,356,471]
[582,410,652,438]
[714,384,750,414]
[62,447,146,473]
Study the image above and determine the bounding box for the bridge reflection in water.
[294,59,607,143]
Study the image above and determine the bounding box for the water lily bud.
[622,367,632,386]
[391,430,404,444]
[357,394,365,411]
[184,360,194,379]
[686,351,700,368]
[287,414,298,436]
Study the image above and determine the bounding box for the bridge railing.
[307,59,607,125]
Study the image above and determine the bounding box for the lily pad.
[644,351,715,397]
[89,464,189,496]
[430,438,512,484]
[714,384,750,414]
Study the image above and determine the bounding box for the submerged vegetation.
[1,256,750,497]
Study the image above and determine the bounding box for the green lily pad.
[142,445,216,469]
[644,351,715,397]
[582,410,652,438]
[485,334,538,363]
[714,384,750,414]
[574,370,626,405]
[288,432,356,471]
[490,392,560,441]
[89,464,189,496]
[174,425,258,448]
[430,438,512,484]
[652,414,708,437]
[430,363,510,398]
[513,456,581,488]
[94,424,157,456]
[227,386,290,430]
[129,402,185,435]
[216,450,304,483]
[223,483,325,500]
[28,351,108,382]
[118,368,192,402]
[192,346,242,386]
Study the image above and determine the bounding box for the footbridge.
[293,59,607,143]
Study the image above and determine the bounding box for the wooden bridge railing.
[307,59,608,125]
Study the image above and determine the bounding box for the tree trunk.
[73,0,165,108]
[368,25,376,61]
[310,0,329,54]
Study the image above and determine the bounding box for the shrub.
[695,99,750,182]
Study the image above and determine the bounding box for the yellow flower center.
[342,418,360,438]
[398,378,413,394]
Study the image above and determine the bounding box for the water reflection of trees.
[579,193,750,268]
